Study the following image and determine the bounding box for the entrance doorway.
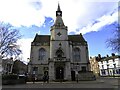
[71,71,76,81]
[56,67,64,80]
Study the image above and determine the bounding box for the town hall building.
[28,4,90,81]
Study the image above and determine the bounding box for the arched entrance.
[56,67,64,80]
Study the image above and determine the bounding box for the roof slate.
[32,34,87,43]
[33,34,50,43]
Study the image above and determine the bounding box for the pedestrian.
[32,74,35,84]
[43,74,46,83]
[43,74,49,83]
[46,74,49,83]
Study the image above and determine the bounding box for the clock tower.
[49,3,71,81]
[56,3,62,16]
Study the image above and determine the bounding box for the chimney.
[111,53,115,56]
[98,54,101,59]
[106,55,109,57]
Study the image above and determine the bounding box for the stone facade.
[28,4,90,81]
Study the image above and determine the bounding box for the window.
[33,67,38,74]
[107,65,109,69]
[113,64,116,68]
[101,69,105,75]
[81,66,86,72]
[39,48,46,60]
[119,69,120,74]
[73,48,80,62]
[116,69,119,74]
[102,65,104,69]
[56,48,64,58]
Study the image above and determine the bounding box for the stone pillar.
[64,62,71,80]
[49,62,55,81]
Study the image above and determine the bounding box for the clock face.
[57,12,61,15]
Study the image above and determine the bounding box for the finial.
[57,2,61,11]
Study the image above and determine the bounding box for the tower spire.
[56,3,62,16]
[53,3,65,27]
[57,3,61,11]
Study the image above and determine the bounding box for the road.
[2,77,120,90]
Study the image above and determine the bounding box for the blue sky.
[0,0,119,63]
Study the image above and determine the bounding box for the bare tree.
[106,24,120,53]
[0,22,22,58]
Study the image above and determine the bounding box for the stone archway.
[56,67,64,80]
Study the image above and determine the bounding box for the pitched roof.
[32,34,86,43]
[68,34,86,42]
[33,34,50,43]
[100,55,120,61]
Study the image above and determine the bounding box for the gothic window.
[73,48,81,62]
[56,48,64,58]
[39,48,46,60]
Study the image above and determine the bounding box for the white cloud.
[77,10,118,34]
[0,0,119,63]
[17,38,33,63]
[0,0,45,27]
[0,0,118,31]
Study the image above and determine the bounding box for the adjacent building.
[90,53,120,77]
[28,4,90,81]
[89,56,100,77]
[98,54,120,76]
[2,57,14,74]
[12,60,27,75]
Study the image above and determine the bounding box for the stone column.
[64,62,71,80]
[49,62,55,81]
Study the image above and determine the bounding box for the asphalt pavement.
[2,77,120,89]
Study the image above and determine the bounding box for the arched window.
[73,48,80,61]
[56,48,64,58]
[39,48,46,60]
